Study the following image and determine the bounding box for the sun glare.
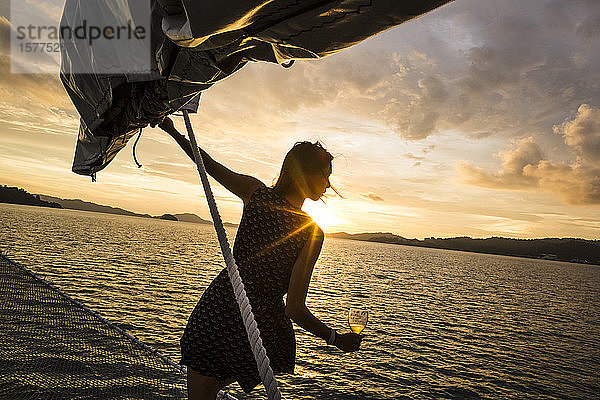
[302,201,338,231]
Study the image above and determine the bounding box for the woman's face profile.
[306,163,331,201]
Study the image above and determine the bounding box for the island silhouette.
[2,185,598,265]
[0,185,238,226]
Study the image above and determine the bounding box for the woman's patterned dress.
[180,185,318,393]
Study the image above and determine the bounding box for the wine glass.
[348,308,369,334]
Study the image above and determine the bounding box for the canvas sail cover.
[60,0,453,177]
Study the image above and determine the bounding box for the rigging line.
[182,110,282,400]
[132,130,143,168]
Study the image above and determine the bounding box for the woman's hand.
[158,117,180,138]
[334,332,362,352]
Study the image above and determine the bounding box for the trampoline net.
[0,253,186,399]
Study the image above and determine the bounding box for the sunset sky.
[1,0,599,239]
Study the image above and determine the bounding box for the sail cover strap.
[182,111,282,400]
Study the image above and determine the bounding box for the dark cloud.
[212,0,600,143]
[421,0,600,141]
[459,104,600,205]
[3,1,600,145]
[381,75,449,139]
[576,14,600,40]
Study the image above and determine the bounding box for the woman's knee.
[186,368,220,400]
[217,377,236,390]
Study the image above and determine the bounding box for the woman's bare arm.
[285,225,361,352]
[159,117,264,204]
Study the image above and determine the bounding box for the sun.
[302,201,337,231]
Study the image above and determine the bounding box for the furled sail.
[60,0,453,177]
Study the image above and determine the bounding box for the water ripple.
[1,204,599,399]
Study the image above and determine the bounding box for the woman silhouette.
[160,118,362,400]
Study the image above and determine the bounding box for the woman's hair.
[273,141,334,196]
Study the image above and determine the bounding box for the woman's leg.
[187,368,235,400]
[187,368,219,400]
[217,377,236,391]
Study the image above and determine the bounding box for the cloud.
[360,192,384,202]
[381,74,449,139]
[553,104,600,168]
[203,0,600,144]
[526,160,600,205]
[0,16,77,137]
[3,0,600,145]
[458,137,542,190]
[0,16,68,103]
[576,13,600,40]
[459,104,600,204]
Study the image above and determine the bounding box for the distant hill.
[329,232,404,243]
[172,213,238,227]
[158,213,178,221]
[1,185,62,209]
[0,185,238,226]
[39,195,152,218]
[328,232,600,266]
[174,213,211,224]
[37,195,237,226]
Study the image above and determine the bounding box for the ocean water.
[1,203,599,399]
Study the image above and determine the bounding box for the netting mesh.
[0,253,187,399]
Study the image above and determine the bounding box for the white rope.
[182,111,282,400]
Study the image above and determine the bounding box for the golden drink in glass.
[348,309,368,334]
